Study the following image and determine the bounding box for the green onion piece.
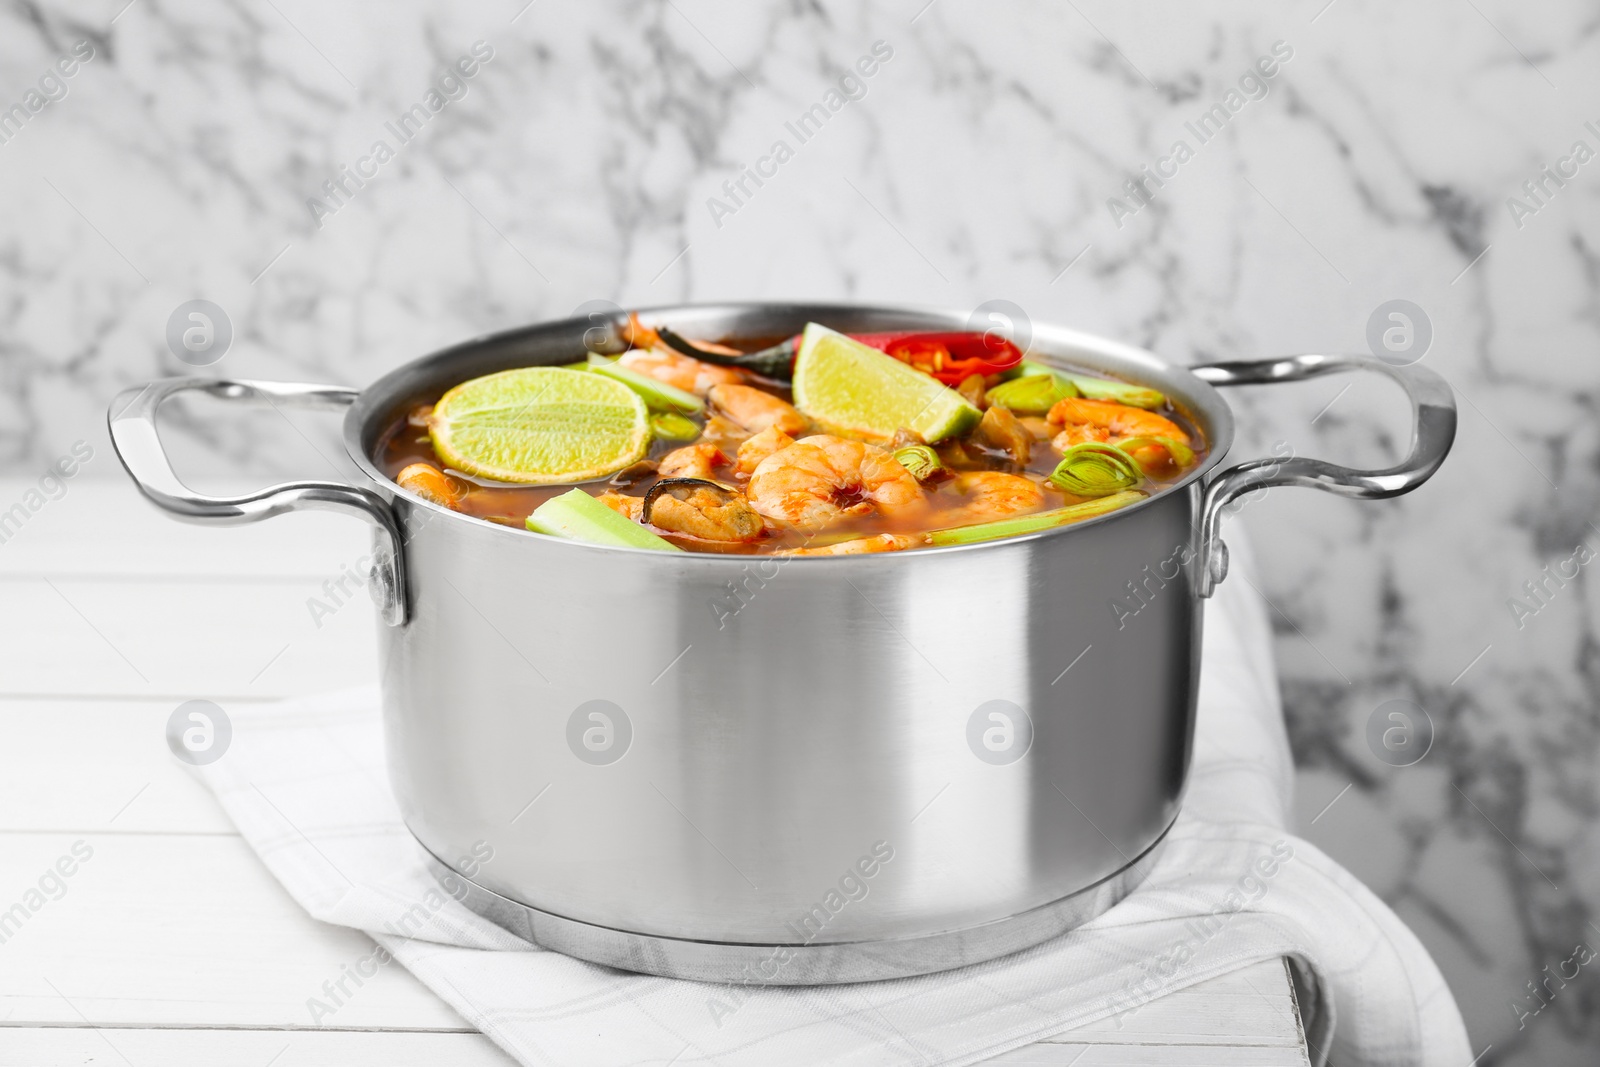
[1063,375,1165,410]
[586,354,705,413]
[984,374,1078,415]
[929,491,1145,546]
[1011,360,1057,379]
[1115,435,1196,471]
[650,412,701,442]
[892,444,943,481]
[1048,443,1145,497]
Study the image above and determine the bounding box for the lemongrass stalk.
[929,490,1145,546]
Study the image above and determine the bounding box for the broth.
[374,323,1206,555]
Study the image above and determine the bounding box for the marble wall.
[2,0,1597,1062]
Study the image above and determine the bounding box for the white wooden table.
[0,476,1310,1066]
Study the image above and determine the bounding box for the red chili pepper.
[842,331,1023,384]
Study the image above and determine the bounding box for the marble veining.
[1,1,1597,1062]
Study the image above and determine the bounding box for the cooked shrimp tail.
[1047,397,1188,445]
[708,383,808,435]
[621,311,661,351]
[618,346,744,397]
[945,471,1049,524]
[736,426,796,476]
[659,442,731,481]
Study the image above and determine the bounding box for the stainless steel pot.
[109,303,1456,984]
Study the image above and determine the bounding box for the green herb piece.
[891,444,944,482]
[1048,443,1145,497]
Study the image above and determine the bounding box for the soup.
[374,314,1205,555]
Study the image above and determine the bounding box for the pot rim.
[343,301,1237,562]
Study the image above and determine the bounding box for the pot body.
[337,304,1229,971]
[115,301,1458,980]
[379,478,1202,948]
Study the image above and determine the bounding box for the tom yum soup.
[374,315,1207,556]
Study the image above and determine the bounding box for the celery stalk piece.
[587,354,705,413]
[527,489,682,551]
[928,491,1145,546]
[1009,361,1165,410]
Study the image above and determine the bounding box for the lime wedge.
[792,323,981,443]
[430,368,649,485]
[527,489,681,550]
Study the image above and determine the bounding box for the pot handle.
[106,378,407,625]
[1188,354,1456,597]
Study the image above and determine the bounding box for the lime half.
[792,323,981,443]
[430,367,649,484]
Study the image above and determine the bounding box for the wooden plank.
[0,699,235,834]
[0,480,374,702]
[0,1027,1307,1067]
[0,832,468,1031]
[0,577,377,700]
[0,476,369,578]
[982,1042,1310,1065]
[0,1027,517,1067]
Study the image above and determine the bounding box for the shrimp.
[945,472,1048,523]
[646,485,765,542]
[658,442,730,481]
[618,346,743,397]
[597,490,644,521]
[699,414,752,454]
[1047,397,1187,446]
[736,426,795,477]
[620,312,661,350]
[747,435,926,531]
[784,533,925,556]
[397,463,464,509]
[708,383,808,435]
[622,312,744,357]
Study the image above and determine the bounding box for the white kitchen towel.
[194,544,1469,1067]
